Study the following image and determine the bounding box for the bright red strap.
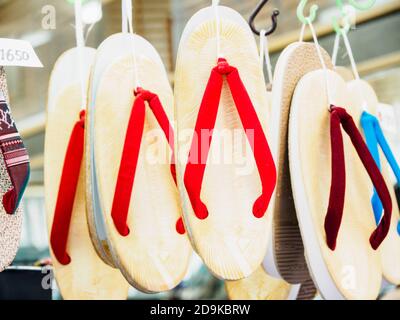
[111,88,184,237]
[50,110,86,265]
[325,106,392,251]
[184,58,276,220]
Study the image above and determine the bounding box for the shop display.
[0,0,398,302]
[175,2,276,280]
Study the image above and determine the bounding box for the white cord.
[332,32,340,67]
[259,29,273,86]
[332,29,366,111]
[307,19,334,107]
[342,31,360,81]
[299,23,306,42]
[122,0,140,88]
[122,0,128,33]
[212,0,223,58]
[74,0,87,111]
[341,31,367,111]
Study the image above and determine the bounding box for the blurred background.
[0,0,399,299]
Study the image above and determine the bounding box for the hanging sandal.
[346,79,400,286]
[91,32,191,293]
[46,47,129,300]
[330,22,400,285]
[289,69,390,299]
[175,5,275,280]
[262,41,333,284]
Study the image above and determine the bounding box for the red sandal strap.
[325,106,392,251]
[50,110,86,265]
[184,58,276,220]
[111,88,184,237]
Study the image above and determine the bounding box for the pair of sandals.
[0,67,30,272]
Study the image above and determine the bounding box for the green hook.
[347,0,376,10]
[332,1,351,35]
[336,0,375,10]
[297,0,319,24]
[333,0,375,35]
[335,0,345,9]
[332,12,351,35]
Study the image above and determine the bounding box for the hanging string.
[74,0,87,111]
[85,22,96,43]
[299,23,306,42]
[122,0,128,33]
[212,0,223,58]
[259,29,273,87]
[332,32,340,67]
[122,0,140,88]
[342,31,360,81]
[333,28,366,110]
[306,19,334,107]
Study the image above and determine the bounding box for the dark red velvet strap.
[184,58,276,220]
[325,106,392,251]
[111,88,184,237]
[50,110,86,265]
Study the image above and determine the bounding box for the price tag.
[0,38,43,68]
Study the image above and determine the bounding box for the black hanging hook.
[249,0,280,36]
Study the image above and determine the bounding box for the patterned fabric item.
[0,91,30,215]
[0,66,23,272]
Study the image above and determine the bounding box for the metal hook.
[249,0,280,37]
[297,0,319,24]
